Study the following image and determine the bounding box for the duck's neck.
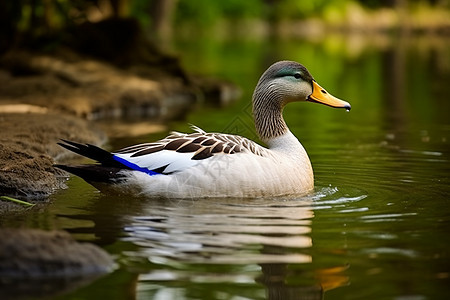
[252,90,289,142]
[265,130,303,152]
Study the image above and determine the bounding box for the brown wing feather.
[165,139,191,150]
[115,143,155,154]
[113,130,267,161]
[131,145,165,157]
[177,143,203,153]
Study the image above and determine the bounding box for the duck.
[55,60,351,198]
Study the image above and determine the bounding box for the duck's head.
[252,60,351,140]
[253,60,351,110]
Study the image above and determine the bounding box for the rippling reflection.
[104,194,350,299]
[125,198,312,263]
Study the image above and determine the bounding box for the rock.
[0,113,105,201]
[0,228,114,278]
[0,228,114,299]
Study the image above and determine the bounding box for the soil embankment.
[0,49,238,208]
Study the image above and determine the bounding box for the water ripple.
[122,197,314,265]
[313,194,368,206]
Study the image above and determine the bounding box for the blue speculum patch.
[113,155,159,176]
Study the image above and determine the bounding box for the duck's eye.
[293,73,302,79]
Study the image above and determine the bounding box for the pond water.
[3,33,450,299]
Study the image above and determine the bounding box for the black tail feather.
[55,140,135,184]
[57,140,127,169]
[57,139,112,163]
[54,164,126,184]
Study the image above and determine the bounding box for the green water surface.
[2,33,449,299]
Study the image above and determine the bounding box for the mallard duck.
[56,61,350,198]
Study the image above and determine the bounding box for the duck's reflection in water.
[118,196,348,299]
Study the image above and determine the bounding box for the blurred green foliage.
[175,0,264,25]
[171,0,379,25]
[1,0,448,53]
[172,0,449,24]
[7,0,449,31]
[267,0,350,19]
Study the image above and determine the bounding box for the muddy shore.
[0,50,238,211]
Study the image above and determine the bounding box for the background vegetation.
[1,0,449,55]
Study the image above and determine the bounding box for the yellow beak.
[307,81,351,110]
